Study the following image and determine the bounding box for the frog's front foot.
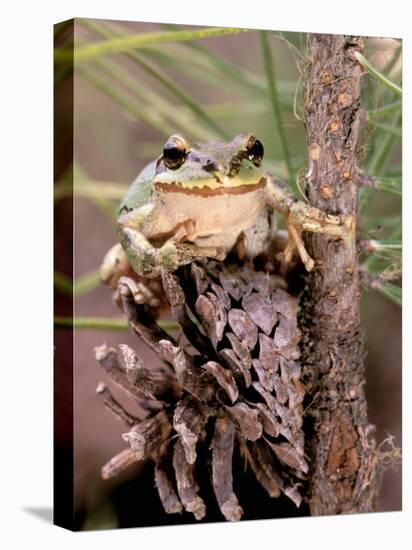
[284,202,355,272]
[116,275,162,308]
[288,202,352,237]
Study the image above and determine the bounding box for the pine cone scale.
[96,259,308,521]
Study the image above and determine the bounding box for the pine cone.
[95,259,308,522]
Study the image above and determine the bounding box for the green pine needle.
[368,240,402,252]
[260,31,294,188]
[54,316,180,331]
[370,177,402,196]
[354,51,402,96]
[55,26,252,62]
[368,100,401,119]
[54,271,73,295]
[74,270,101,296]
[80,19,227,139]
[377,282,402,306]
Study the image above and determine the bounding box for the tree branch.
[301,34,379,514]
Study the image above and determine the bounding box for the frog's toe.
[117,275,162,307]
[136,281,161,307]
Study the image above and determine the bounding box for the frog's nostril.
[203,159,220,173]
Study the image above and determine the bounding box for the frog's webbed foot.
[120,226,224,277]
[265,176,354,271]
[286,202,354,271]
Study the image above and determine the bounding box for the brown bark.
[301,34,379,514]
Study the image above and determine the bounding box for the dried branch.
[301,34,379,514]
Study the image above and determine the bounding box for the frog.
[100,133,354,291]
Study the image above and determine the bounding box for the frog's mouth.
[153,177,266,197]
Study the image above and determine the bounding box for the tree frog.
[100,134,353,287]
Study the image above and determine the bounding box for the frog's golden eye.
[163,137,187,170]
[246,137,264,166]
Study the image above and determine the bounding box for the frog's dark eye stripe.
[163,137,187,170]
[246,137,264,166]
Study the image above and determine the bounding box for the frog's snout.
[203,159,241,180]
[202,158,225,174]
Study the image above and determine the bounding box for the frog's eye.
[246,137,264,166]
[163,137,187,170]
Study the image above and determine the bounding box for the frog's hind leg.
[277,222,314,274]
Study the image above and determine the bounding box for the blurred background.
[54,19,402,529]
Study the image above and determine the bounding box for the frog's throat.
[153,177,266,197]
